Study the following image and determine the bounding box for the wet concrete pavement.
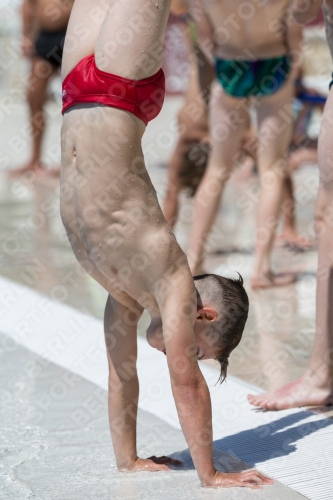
[0,333,307,500]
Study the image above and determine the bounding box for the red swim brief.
[62,55,165,125]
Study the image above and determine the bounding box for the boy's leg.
[61,0,109,80]
[276,172,315,250]
[62,0,171,80]
[252,78,295,288]
[248,90,333,410]
[94,0,171,79]
[280,174,296,239]
[187,83,249,274]
[9,58,56,177]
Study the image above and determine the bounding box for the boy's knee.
[228,110,245,129]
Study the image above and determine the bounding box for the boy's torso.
[62,105,188,316]
[202,0,290,59]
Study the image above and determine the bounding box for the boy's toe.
[248,394,264,406]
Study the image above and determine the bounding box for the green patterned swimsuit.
[215,55,291,98]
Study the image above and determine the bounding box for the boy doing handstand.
[60,0,272,489]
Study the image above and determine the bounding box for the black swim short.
[34,27,67,68]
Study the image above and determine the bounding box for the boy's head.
[193,273,249,383]
[178,139,210,196]
[146,272,248,383]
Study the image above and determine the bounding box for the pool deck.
[1,277,332,500]
[1,331,306,500]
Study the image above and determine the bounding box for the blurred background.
[0,1,331,393]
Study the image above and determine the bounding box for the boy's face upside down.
[147,306,220,361]
[146,273,249,382]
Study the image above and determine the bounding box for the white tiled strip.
[0,276,331,500]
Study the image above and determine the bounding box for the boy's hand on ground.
[121,456,183,472]
[203,470,274,489]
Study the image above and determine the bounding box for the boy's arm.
[189,0,215,63]
[285,11,303,79]
[160,271,273,488]
[290,0,323,25]
[163,290,215,483]
[104,295,178,471]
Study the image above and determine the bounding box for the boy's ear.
[196,306,218,322]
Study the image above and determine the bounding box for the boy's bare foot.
[37,165,61,178]
[275,230,316,251]
[8,161,45,178]
[248,374,333,411]
[251,272,296,289]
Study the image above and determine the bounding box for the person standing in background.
[186,0,302,288]
[248,0,333,410]
[9,0,73,177]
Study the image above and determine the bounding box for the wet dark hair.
[193,273,249,383]
[178,140,210,196]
